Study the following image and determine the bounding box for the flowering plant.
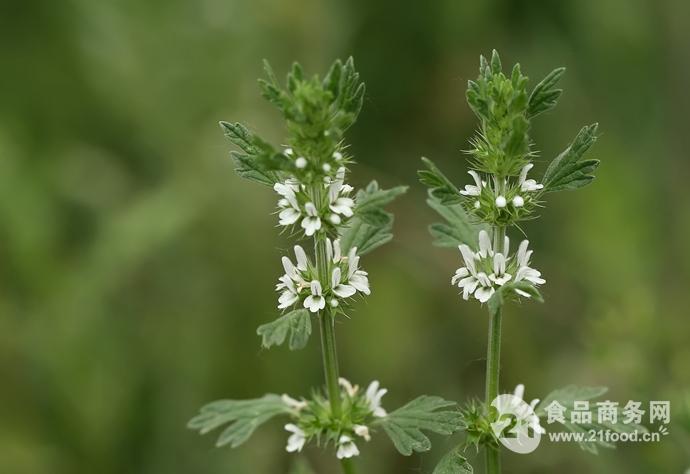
[188,58,463,473]
[418,51,627,473]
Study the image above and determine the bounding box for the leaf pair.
[338,181,408,256]
[542,123,600,192]
[220,121,281,187]
[536,385,649,454]
[377,396,465,456]
[257,309,312,351]
[187,395,289,448]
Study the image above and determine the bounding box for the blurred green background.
[1,0,689,473]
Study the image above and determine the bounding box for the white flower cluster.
[280,379,387,459]
[276,239,370,313]
[274,166,355,236]
[460,163,543,210]
[493,384,545,436]
[451,230,545,303]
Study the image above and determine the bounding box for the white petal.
[326,238,333,262]
[468,170,482,188]
[332,267,342,287]
[310,280,322,296]
[333,239,342,262]
[478,230,492,257]
[279,208,301,225]
[304,202,318,216]
[333,284,356,298]
[353,424,371,441]
[514,384,525,400]
[475,286,495,303]
[518,163,533,185]
[451,267,470,285]
[495,195,507,208]
[349,273,370,295]
[517,240,530,267]
[294,246,308,270]
[301,216,321,236]
[458,244,477,273]
[282,256,296,278]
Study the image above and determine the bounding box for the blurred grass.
[1,0,689,472]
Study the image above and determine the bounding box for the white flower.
[365,380,387,418]
[452,231,515,303]
[488,252,512,286]
[304,280,326,313]
[282,394,308,412]
[460,170,483,196]
[332,267,356,298]
[336,435,360,459]
[277,248,309,309]
[347,247,371,295]
[511,384,545,435]
[275,181,302,226]
[513,240,545,295]
[353,424,371,442]
[295,157,307,168]
[338,377,359,397]
[328,167,355,217]
[333,151,343,160]
[512,195,524,207]
[284,424,306,453]
[284,147,293,156]
[301,202,322,236]
[518,163,544,192]
[495,195,507,208]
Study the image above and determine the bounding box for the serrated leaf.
[339,181,407,255]
[188,394,289,448]
[426,195,486,249]
[256,309,312,350]
[220,121,281,186]
[528,67,565,118]
[418,157,463,205]
[377,396,464,456]
[543,124,599,193]
[355,184,408,216]
[433,447,474,474]
[536,385,648,455]
[537,385,608,414]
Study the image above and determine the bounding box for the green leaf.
[536,385,648,454]
[339,181,407,255]
[528,67,566,118]
[355,184,408,216]
[433,447,474,474]
[256,309,312,350]
[377,396,464,456]
[426,194,486,249]
[537,385,608,414]
[542,123,600,192]
[187,394,289,448]
[418,157,462,205]
[220,121,280,186]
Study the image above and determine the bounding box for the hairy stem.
[485,225,505,474]
[312,185,355,474]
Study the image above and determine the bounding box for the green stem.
[311,187,355,473]
[485,225,504,474]
[340,458,356,474]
